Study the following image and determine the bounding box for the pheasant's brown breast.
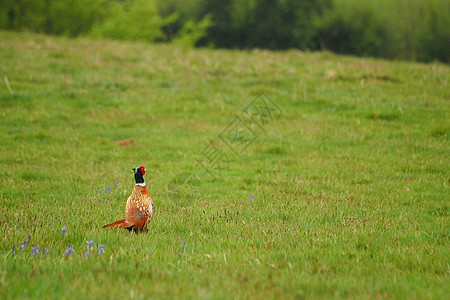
[125,186,153,227]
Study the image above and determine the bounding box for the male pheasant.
[103,166,154,232]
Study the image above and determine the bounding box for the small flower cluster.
[20,236,31,251]
[62,225,68,236]
[12,236,31,254]
[84,240,93,258]
[95,182,119,194]
[31,246,41,255]
[11,226,106,259]
[87,240,94,250]
[84,240,106,258]
[63,245,73,256]
[98,245,105,255]
[14,236,49,257]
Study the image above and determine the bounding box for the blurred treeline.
[1,0,448,62]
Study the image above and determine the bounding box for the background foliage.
[0,0,448,62]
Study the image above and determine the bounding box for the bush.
[196,0,331,49]
[0,0,105,36]
[316,0,450,62]
[89,0,212,46]
[173,14,213,47]
[89,0,168,42]
[414,0,449,62]
[315,1,387,57]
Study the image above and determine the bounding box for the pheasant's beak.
[145,168,147,173]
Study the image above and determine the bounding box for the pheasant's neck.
[134,173,145,185]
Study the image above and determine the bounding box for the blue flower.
[62,225,68,236]
[99,189,103,194]
[86,240,94,251]
[115,182,118,188]
[183,241,187,249]
[103,186,106,192]
[45,248,49,257]
[20,240,27,251]
[84,251,89,259]
[12,244,16,255]
[250,195,254,201]
[150,248,153,255]
[32,246,41,255]
[28,236,31,243]
[108,185,112,192]
[95,190,98,193]
[98,245,105,255]
[63,245,73,256]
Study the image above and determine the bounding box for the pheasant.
[103,166,154,232]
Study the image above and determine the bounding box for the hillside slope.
[0,31,448,299]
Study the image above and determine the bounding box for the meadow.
[0,31,448,299]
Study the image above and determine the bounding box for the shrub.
[315,1,387,57]
[173,14,213,47]
[0,0,105,36]
[316,0,450,62]
[89,0,168,42]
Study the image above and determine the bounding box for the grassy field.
[0,31,448,299]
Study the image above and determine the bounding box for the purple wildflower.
[98,245,105,255]
[45,248,49,257]
[12,244,16,255]
[28,236,31,243]
[150,248,153,255]
[95,190,98,193]
[115,182,118,188]
[183,241,187,249]
[103,186,106,192]
[84,251,89,259]
[63,245,73,256]
[86,240,94,251]
[20,240,27,251]
[250,195,254,201]
[62,225,68,236]
[99,189,103,194]
[108,185,112,192]
[31,246,41,255]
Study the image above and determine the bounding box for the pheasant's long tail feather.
[102,219,132,229]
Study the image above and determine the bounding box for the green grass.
[0,31,449,299]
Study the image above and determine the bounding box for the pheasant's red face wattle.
[140,166,146,175]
